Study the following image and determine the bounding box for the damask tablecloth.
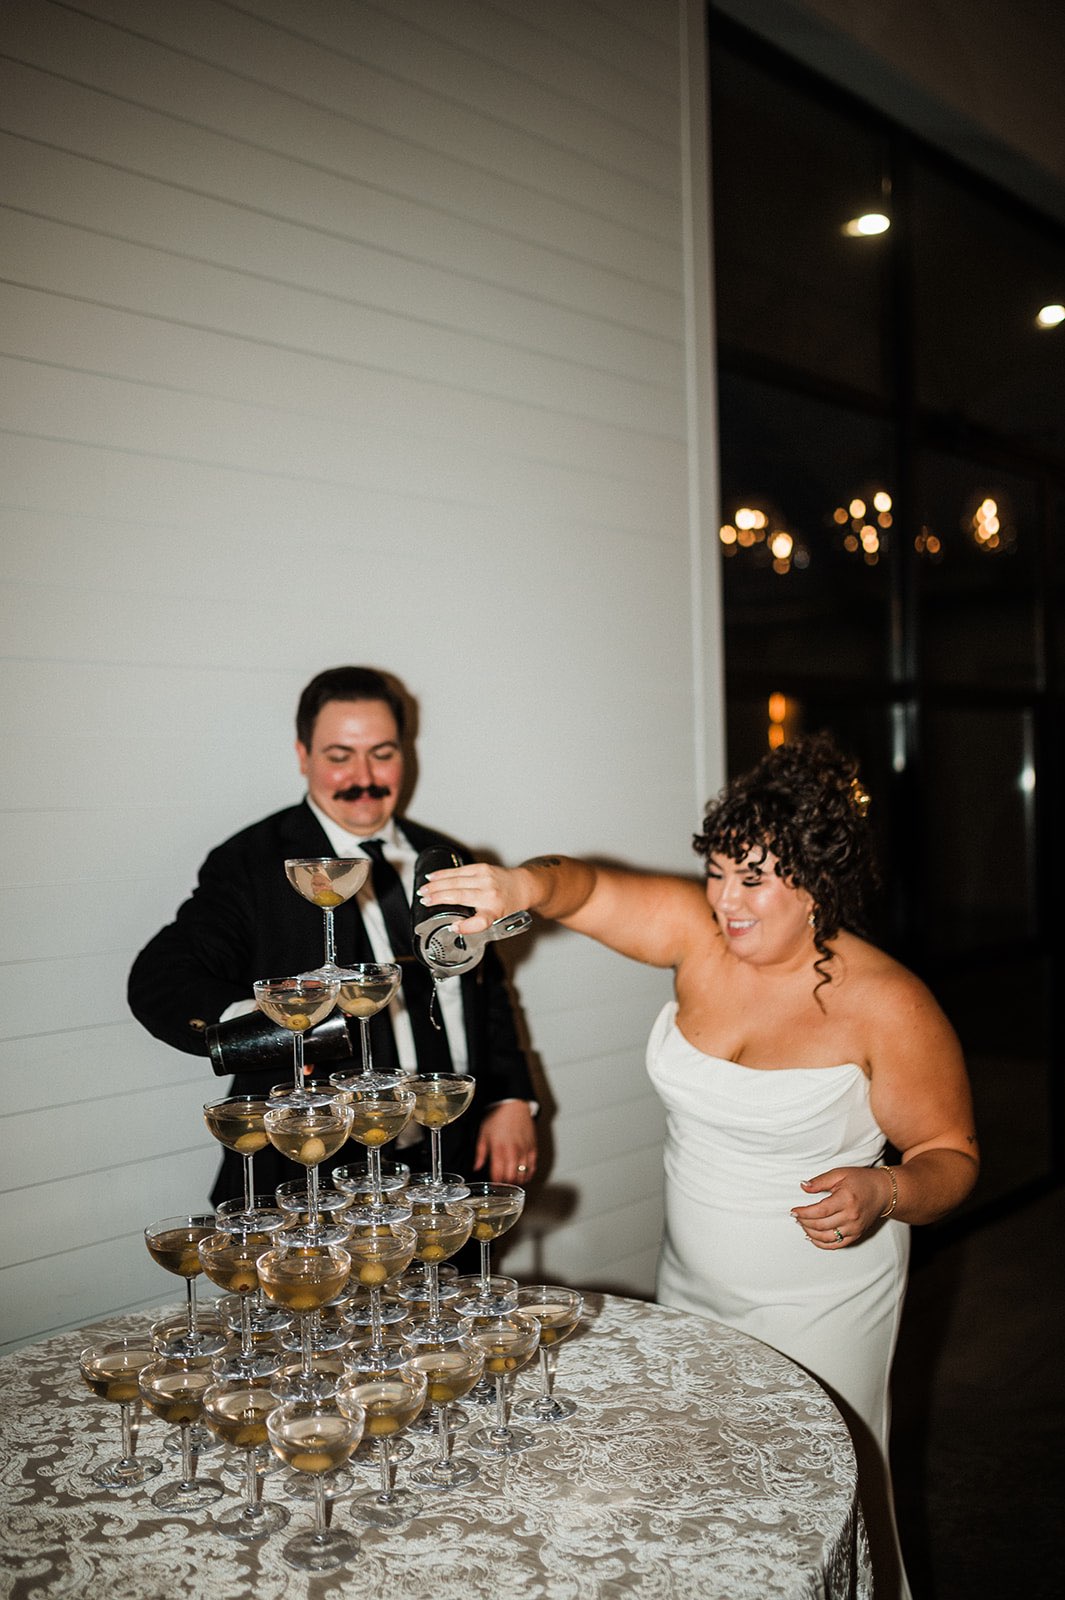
[0,1294,871,1600]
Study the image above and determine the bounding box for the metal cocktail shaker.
[410,848,532,978]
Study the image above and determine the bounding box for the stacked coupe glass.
[78,855,584,1574]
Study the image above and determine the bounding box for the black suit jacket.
[128,802,533,1200]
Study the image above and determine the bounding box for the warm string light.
[735,506,767,544]
[721,488,1016,571]
[719,507,804,575]
[970,495,1013,553]
[832,490,892,566]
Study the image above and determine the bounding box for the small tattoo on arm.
[524,855,562,869]
[966,1133,978,1145]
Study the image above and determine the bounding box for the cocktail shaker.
[411,848,531,979]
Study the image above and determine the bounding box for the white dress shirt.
[305,800,468,1074]
[223,800,531,1122]
[308,800,534,1120]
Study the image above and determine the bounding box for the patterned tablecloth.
[0,1293,871,1600]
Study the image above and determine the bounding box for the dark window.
[919,706,1037,953]
[710,12,1065,1209]
[913,163,1065,457]
[712,46,889,396]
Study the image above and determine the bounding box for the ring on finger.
[833,1227,844,1243]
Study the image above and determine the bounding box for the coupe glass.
[139,1355,226,1510]
[78,1338,163,1488]
[452,1272,518,1407]
[276,1178,353,1247]
[333,1156,410,1210]
[264,1097,353,1237]
[203,1094,271,1212]
[404,1073,476,1200]
[453,1273,517,1313]
[343,1085,416,1223]
[396,1256,461,1310]
[512,1285,585,1423]
[276,1278,350,1452]
[284,856,369,974]
[404,1171,469,1208]
[273,1343,355,1503]
[267,1398,366,1573]
[257,1243,351,1401]
[335,962,402,1077]
[467,1311,542,1456]
[346,1221,417,1360]
[197,1230,278,1380]
[253,975,340,1097]
[215,1195,286,1236]
[202,1377,289,1540]
[337,1368,427,1529]
[271,1349,354,1505]
[341,1282,410,1340]
[277,1285,352,1356]
[144,1214,225,1357]
[406,1200,473,1340]
[269,1079,350,1104]
[216,1293,289,1374]
[148,1310,225,1368]
[456,1182,525,1315]
[215,1198,289,1339]
[404,1337,484,1492]
[273,1350,348,1400]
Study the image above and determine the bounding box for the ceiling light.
[843,213,890,237]
[1036,303,1065,328]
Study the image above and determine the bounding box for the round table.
[0,1293,871,1599]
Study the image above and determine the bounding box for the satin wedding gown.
[646,1000,912,1599]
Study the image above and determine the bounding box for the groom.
[128,665,538,1202]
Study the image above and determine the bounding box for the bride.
[417,733,978,1600]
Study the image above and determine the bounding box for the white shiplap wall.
[0,0,722,1352]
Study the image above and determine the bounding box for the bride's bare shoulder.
[832,931,945,1019]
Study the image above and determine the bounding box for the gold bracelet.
[879,1166,898,1219]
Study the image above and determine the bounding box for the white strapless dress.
[646,1001,911,1598]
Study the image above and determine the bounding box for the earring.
[807,908,817,928]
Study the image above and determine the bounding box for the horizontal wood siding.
[0,0,720,1352]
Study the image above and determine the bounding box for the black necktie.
[361,840,453,1074]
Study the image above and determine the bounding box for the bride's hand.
[417,862,531,935]
[791,1165,894,1249]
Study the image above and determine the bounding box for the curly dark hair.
[693,733,878,996]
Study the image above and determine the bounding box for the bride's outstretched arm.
[419,856,705,968]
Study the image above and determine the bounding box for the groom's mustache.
[334,784,391,801]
